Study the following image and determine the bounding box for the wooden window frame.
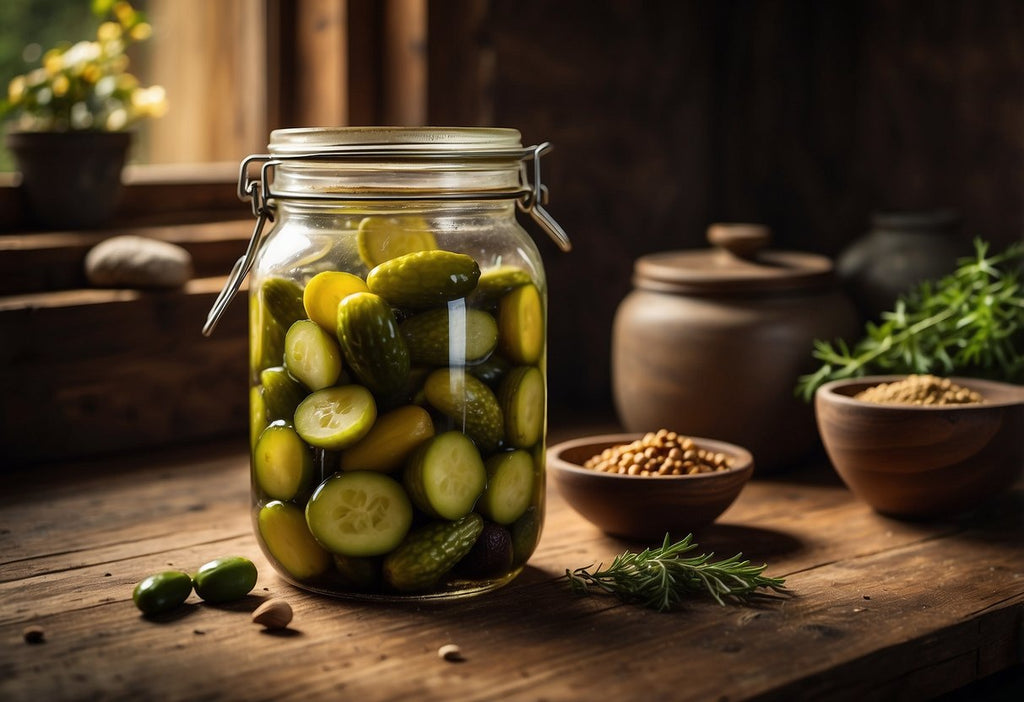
[0,0,426,234]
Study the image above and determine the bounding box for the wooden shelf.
[0,221,252,467]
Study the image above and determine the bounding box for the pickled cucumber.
[510,507,542,566]
[367,250,481,309]
[305,471,414,557]
[497,283,544,364]
[478,450,535,525]
[260,366,308,422]
[403,431,487,520]
[258,501,332,580]
[357,215,438,268]
[400,307,498,366]
[498,365,545,448]
[303,271,369,332]
[340,405,435,473]
[468,354,511,388]
[470,266,533,308]
[382,513,484,592]
[252,277,307,371]
[336,292,411,396]
[284,319,343,391]
[333,553,382,590]
[293,385,377,450]
[253,422,314,501]
[423,368,504,452]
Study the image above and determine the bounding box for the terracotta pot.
[6,130,131,230]
[612,224,859,473]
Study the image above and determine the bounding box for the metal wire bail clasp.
[202,154,276,336]
[520,142,572,253]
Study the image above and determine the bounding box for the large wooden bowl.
[547,433,753,540]
[815,376,1024,518]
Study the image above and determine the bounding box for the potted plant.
[1,0,167,230]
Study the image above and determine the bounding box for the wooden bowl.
[547,433,754,540]
[815,376,1024,518]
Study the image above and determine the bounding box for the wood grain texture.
[0,432,1021,701]
[426,0,1024,410]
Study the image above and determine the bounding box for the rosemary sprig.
[563,533,788,612]
[796,238,1024,402]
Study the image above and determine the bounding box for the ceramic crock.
[612,223,859,473]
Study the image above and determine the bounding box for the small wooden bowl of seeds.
[547,430,754,540]
[815,375,1024,518]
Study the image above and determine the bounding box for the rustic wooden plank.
[0,276,248,467]
[0,438,1020,701]
[0,220,252,295]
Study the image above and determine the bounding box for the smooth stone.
[85,235,194,288]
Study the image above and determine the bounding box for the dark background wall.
[428,0,1024,409]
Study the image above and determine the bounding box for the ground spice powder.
[854,374,984,405]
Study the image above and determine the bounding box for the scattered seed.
[23,625,45,644]
[438,643,464,662]
[252,599,293,630]
[854,374,984,405]
[582,429,733,476]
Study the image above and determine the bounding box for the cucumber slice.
[302,271,369,332]
[497,283,544,364]
[253,421,314,501]
[294,385,377,450]
[250,384,267,449]
[356,215,438,268]
[403,431,487,520]
[284,319,343,391]
[305,472,414,557]
[479,450,535,525]
[498,365,545,448]
[258,501,332,580]
[340,405,435,473]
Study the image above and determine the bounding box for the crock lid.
[633,223,836,294]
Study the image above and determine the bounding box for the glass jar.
[205,127,569,600]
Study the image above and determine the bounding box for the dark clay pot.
[6,130,131,230]
[612,224,859,474]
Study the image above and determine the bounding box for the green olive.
[132,571,194,615]
[192,556,258,603]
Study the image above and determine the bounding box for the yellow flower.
[43,49,63,76]
[106,107,128,131]
[132,85,169,118]
[52,74,70,98]
[98,22,123,43]
[82,64,102,84]
[114,1,137,27]
[8,76,26,104]
[129,23,152,42]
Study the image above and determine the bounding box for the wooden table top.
[2,424,1022,701]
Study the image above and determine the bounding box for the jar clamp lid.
[203,127,570,336]
[633,223,836,295]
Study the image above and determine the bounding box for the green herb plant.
[797,239,1024,402]
[563,533,787,612]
